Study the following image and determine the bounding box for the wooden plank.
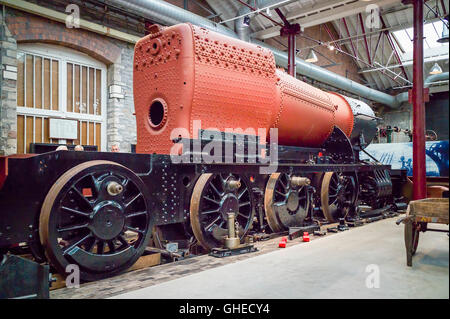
[49,274,66,291]
[17,115,25,154]
[88,122,94,145]
[25,54,33,108]
[26,116,34,153]
[95,123,101,151]
[35,56,42,109]
[17,53,25,107]
[96,69,101,115]
[127,252,161,272]
[81,121,87,145]
[35,117,43,143]
[52,60,59,111]
[44,118,50,143]
[67,63,73,113]
[74,65,80,113]
[43,58,51,110]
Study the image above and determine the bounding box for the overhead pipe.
[107,0,237,38]
[107,0,443,109]
[394,72,449,105]
[235,1,252,41]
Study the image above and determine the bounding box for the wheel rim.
[320,172,357,223]
[39,161,152,281]
[265,173,310,232]
[190,173,254,251]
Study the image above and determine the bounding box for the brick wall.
[0,8,138,154]
[6,11,121,64]
[0,14,17,155]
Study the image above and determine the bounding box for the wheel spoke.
[58,223,89,233]
[203,196,220,205]
[107,241,116,253]
[239,201,250,207]
[97,241,105,254]
[125,193,142,208]
[126,211,147,218]
[71,187,93,207]
[89,174,100,193]
[60,206,91,217]
[209,182,222,197]
[62,233,92,255]
[205,215,221,231]
[238,188,248,199]
[117,235,130,248]
[126,225,145,235]
[278,178,288,190]
[275,190,286,197]
[237,211,250,218]
[85,238,97,252]
[201,208,220,215]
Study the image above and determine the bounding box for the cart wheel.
[404,220,420,267]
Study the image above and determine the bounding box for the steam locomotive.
[0,23,406,281]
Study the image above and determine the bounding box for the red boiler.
[133,23,368,154]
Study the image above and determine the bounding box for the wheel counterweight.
[190,173,254,251]
[39,161,153,281]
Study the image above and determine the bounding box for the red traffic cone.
[302,232,310,242]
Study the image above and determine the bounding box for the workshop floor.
[111,218,449,299]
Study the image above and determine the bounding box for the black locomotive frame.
[0,127,406,281]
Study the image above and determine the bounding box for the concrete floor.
[113,218,449,299]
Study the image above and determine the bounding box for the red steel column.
[288,33,296,76]
[412,0,427,200]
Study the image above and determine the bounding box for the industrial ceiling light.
[437,15,449,43]
[305,49,318,63]
[328,45,335,51]
[429,62,443,74]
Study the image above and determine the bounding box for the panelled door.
[16,44,107,153]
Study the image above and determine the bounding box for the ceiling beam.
[252,0,402,40]
[359,54,450,73]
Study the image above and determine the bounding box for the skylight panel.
[392,20,448,61]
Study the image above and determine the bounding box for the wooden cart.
[397,198,449,266]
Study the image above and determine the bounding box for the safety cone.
[302,232,310,242]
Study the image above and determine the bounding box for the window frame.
[16,43,107,151]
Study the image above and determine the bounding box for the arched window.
[16,43,107,153]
